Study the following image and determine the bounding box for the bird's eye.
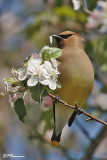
[59,34,72,39]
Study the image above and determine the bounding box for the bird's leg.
[74,102,83,115]
[68,102,80,127]
[52,96,60,125]
[68,102,83,127]
[68,111,77,127]
[51,95,62,146]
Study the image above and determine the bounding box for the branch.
[48,93,107,126]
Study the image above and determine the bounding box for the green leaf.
[29,83,49,103]
[21,79,28,88]
[42,47,62,61]
[30,83,43,103]
[4,78,19,84]
[23,55,32,66]
[42,87,48,97]
[14,98,27,123]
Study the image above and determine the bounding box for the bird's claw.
[54,96,60,104]
[75,102,83,115]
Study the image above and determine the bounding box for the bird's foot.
[74,102,83,115]
[54,96,60,104]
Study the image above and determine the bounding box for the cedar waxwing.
[50,31,94,147]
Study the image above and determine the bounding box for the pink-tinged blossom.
[43,96,52,107]
[4,81,18,107]
[9,93,17,107]
[86,0,107,32]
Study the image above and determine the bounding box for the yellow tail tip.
[50,140,59,147]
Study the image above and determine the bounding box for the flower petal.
[40,66,50,79]
[51,58,59,68]
[27,65,37,76]
[9,93,17,107]
[39,79,49,86]
[27,76,38,87]
[49,79,56,90]
[27,55,42,76]
[43,61,53,73]
[27,56,42,68]
[18,68,27,81]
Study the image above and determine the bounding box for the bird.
[50,31,94,147]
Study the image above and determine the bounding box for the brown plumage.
[50,31,94,147]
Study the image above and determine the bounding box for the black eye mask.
[58,34,72,39]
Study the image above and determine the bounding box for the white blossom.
[4,45,61,106]
[4,81,16,93]
[12,67,27,81]
[26,55,49,87]
[26,54,60,90]
[17,68,27,81]
[9,93,17,107]
[27,56,45,87]
[72,0,81,10]
[4,81,18,107]
[7,47,60,96]
[41,61,60,90]
[27,55,42,75]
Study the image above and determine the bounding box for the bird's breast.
[57,49,94,106]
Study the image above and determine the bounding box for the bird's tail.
[50,128,62,147]
[50,110,77,147]
[50,101,62,147]
[50,100,74,147]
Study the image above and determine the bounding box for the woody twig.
[48,93,107,126]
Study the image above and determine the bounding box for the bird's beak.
[49,35,62,44]
[52,35,62,39]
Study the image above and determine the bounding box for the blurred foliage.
[40,108,53,133]
[26,5,87,48]
[84,36,107,72]
[87,0,97,10]
[95,37,107,71]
